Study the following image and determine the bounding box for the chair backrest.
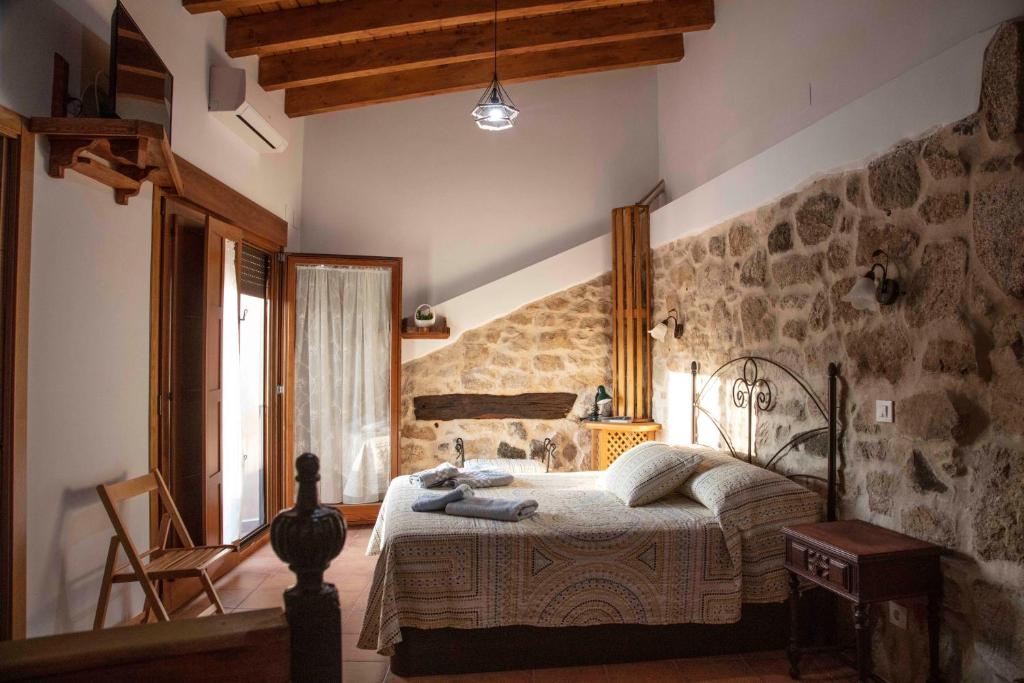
[96,469,195,561]
[98,472,158,505]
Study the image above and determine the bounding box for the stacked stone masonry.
[400,19,1024,683]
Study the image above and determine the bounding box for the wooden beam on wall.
[171,156,288,249]
[226,0,657,57]
[414,393,577,421]
[260,0,712,91]
[286,34,684,117]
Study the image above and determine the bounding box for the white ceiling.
[298,67,660,316]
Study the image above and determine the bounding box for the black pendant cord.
[493,0,498,80]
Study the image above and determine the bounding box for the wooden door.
[158,200,207,544]
[202,217,244,544]
[158,203,242,546]
[202,220,224,544]
[283,254,401,524]
[154,200,278,610]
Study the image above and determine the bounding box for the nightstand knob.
[806,550,830,577]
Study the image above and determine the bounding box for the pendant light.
[472,0,519,131]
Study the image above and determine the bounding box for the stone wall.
[400,18,1024,681]
[400,274,612,473]
[649,20,1024,681]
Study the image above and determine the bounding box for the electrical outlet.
[889,601,908,629]
[876,400,894,423]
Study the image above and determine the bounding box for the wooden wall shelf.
[28,118,182,205]
[401,315,450,339]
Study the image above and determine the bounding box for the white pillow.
[464,458,546,474]
[603,442,704,507]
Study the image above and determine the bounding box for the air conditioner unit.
[209,66,288,154]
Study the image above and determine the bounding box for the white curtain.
[221,240,244,543]
[294,265,391,504]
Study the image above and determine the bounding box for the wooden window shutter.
[239,243,269,298]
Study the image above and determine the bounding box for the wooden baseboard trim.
[335,503,380,526]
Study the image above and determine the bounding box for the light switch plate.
[876,400,894,423]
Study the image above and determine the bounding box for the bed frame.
[391,356,841,676]
[691,356,840,521]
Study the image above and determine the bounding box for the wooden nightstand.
[582,421,661,470]
[782,520,943,682]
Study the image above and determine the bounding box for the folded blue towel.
[445,496,538,522]
[409,462,459,488]
[412,484,473,512]
[441,469,514,489]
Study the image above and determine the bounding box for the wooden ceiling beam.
[226,0,657,57]
[182,0,269,13]
[284,35,684,117]
[260,0,713,91]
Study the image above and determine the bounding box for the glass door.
[284,255,401,514]
[222,240,271,543]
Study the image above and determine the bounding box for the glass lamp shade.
[649,321,669,341]
[473,78,519,131]
[844,275,880,312]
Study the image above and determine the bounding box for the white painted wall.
[657,0,1024,202]
[404,22,1000,362]
[299,68,660,315]
[0,0,304,635]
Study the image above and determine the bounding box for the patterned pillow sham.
[678,449,820,517]
[677,448,824,602]
[603,441,704,507]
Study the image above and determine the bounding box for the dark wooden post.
[271,453,346,683]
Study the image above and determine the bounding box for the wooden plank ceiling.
[184,0,714,118]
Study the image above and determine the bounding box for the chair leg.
[199,570,226,614]
[141,597,153,624]
[93,536,119,630]
[139,575,170,622]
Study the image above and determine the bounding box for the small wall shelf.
[28,117,182,205]
[401,315,450,340]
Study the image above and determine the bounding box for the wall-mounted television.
[105,1,174,141]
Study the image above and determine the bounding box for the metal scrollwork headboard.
[690,356,839,521]
[454,436,556,472]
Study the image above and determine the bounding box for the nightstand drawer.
[787,540,851,592]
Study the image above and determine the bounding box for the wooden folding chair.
[93,469,237,629]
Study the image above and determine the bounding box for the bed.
[359,356,840,676]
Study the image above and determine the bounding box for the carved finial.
[271,453,346,594]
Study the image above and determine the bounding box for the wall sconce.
[843,249,900,312]
[649,308,684,341]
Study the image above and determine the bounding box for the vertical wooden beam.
[610,205,653,420]
[0,107,33,641]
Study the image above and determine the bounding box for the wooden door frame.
[283,254,402,524]
[0,105,34,641]
[149,191,286,613]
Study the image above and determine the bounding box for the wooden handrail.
[637,178,665,206]
[0,609,288,682]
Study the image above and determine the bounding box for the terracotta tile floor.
[181,526,858,682]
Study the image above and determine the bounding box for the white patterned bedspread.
[358,460,821,655]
